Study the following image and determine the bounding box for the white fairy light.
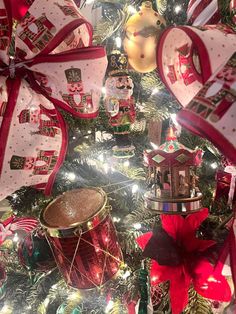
[113,217,121,223]
[115,37,122,48]
[151,87,159,96]
[122,270,131,279]
[127,5,137,14]
[12,193,17,199]
[67,172,76,181]
[103,163,109,174]
[13,233,19,243]
[133,223,142,230]
[211,162,218,169]
[98,154,104,162]
[102,87,106,94]
[132,184,139,194]
[174,5,182,14]
[105,300,114,313]
[123,160,130,168]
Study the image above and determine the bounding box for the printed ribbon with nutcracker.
[0,0,107,201]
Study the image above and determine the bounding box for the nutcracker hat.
[64,68,82,83]
[156,25,236,164]
[107,51,129,77]
[10,155,26,170]
[18,109,30,124]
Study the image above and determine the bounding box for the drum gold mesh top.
[43,188,105,228]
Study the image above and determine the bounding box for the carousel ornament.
[144,126,203,214]
[123,1,166,73]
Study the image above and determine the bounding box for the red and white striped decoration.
[0,216,38,245]
[187,0,221,26]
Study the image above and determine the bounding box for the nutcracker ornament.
[105,51,136,158]
[123,1,166,73]
[144,126,203,214]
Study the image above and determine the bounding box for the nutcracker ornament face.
[105,76,134,100]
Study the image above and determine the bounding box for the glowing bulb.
[174,5,182,13]
[115,37,121,48]
[211,162,218,169]
[123,160,130,168]
[12,193,17,199]
[72,136,76,140]
[103,163,109,173]
[133,223,141,230]
[150,142,158,150]
[127,5,137,14]
[13,233,19,242]
[67,172,76,181]
[122,270,131,279]
[105,300,114,313]
[132,184,139,194]
[113,217,121,223]
[98,154,104,162]
[102,87,106,94]
[170,113,178,125]
[151,87,159,95]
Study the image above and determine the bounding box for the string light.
[67,172,76,181]
[211,162,218,169]
[115,37,122,48]
[105,300,114,313]
[133,223,142,230]
[113,217,121,223]
[13,233,19,242]
[174,5,182,14]
[102,87,106,94]
[127,5,137,14]
[132,184,139,194]
[151,87,159,95]
[103,163,109,173]
[98,154,104,162]
[122,270,131,279]
[123,160,130,168]
[12,193,17,199]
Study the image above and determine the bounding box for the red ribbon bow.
[0,0,107,201]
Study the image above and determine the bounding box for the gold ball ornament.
[123,1,166,73]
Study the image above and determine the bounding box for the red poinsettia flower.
[136,208,231,314]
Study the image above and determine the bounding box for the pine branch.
[184,286,213,314]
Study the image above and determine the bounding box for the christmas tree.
[0,0,235,313]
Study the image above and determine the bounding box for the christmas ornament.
[187,0,221,26]
[214,170,236,206]
[56,303,81,314]
[105,51,136,158]
[144,126,203,214]
[40,188,123,289]
[17,228,56,272]
[0,263,7,300]
[123,1,166,73]
[0,215,38,245]
[0,0,107,201]
[157,24,236,164]
[136,208,232,314]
